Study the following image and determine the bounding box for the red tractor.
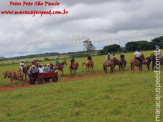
[29,72,58,84]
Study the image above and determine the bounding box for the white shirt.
[38,67,44,73]
[134,51,141,57]
[20,63,24,67]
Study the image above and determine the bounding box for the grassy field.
[0,71,162,121]
[0,50,163,121]
[0,50,162,87]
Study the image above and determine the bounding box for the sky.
[0,0,163,57]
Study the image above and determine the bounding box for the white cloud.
[0,0,163,57]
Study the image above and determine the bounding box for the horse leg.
[147,64,149,71]
[70,69,72,74]
[10,78,13,87]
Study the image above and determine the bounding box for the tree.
[83,39,95,54]
[102,44,121,54]
[126,42,138,51]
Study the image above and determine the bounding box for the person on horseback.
[87,55,93,63]
[134,50,143,66]
[113,54,117,60]
[71,57,75,69]
[120,52,125,61]
[32,58,37,66]
[36,62,39,68]
[20,60,25,72]
[55,57,60,69]
[106,53,111,65]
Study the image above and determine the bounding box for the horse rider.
[20,60,25,72]
[87,55,93,64]
[36,62,39,68]
[30,65,38,78]
[106,53,111,65]
[32,58,37,66]
[120,52,125,61]
[134,50,143,66]
[113,54,117,60]
[71,57,75,69]
[55,57,60,69]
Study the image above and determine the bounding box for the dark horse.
[141,54,152,71]
[19,65,30,80]
[110,58,121,72]
[120,59,127,69]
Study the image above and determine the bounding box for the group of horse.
[103,53,162,73]
[3,54,163,86]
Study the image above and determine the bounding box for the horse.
[142,54,152,71]
[130,54,145,71]
[83,60,94,71]
[103,61,110,73]
[3,71,24,86]
[120,58,127,69]
[19,65,30,80]
[69,62,79,74]
[110,58,121,72]
[54,60,67,74]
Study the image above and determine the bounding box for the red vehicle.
[30,72,58,84]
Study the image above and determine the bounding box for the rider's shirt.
[106,55,110,61]
[20,62,24,67]
[87,56,92,60]
[55,59,59,65]
[134,51,141,58]
[113,55,117,59]
[71,59,75,63]
[120,54,124,59]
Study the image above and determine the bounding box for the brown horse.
[130,54,145,71]
[54,60,67,74]
[103,61,110,73]
[70,62,79,74]
[3,71,24,86]
[110,58,121,72]
[120,59,127,69]
[19,65,30,80]
[83,60,94,71]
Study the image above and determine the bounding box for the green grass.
[0,71,162,121]
[0,50,163,87]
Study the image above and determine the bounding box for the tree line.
[100,36,163,54]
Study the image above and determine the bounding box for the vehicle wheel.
[44,78,50,82]
[37,78,44,84]
[30,80,36,84]
[52,76,58,82]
